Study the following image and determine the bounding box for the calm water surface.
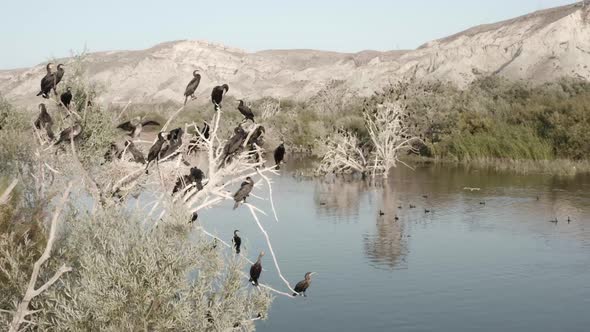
[199,160,590,332]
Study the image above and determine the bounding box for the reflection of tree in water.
[363,177,407,269]
[313,175,371,220]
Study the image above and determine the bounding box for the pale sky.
[0,0,578,69]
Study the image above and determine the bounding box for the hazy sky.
[0,0,578,69]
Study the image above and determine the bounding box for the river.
[198,159,590,332]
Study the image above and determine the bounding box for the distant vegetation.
[106,76,590,175]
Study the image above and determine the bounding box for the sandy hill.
[1,2,589,106]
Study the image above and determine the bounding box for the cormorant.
[117,117,161,138]
[568,216,571,223]
[190,211,198,223]
[184,70,201,105]
[54,64,65,88]
[232,230,241,254]
[123,140,146,164]
[211,84,229,110]
[60,87,72,109]
[293,272,314,297]
[188,122,210,154]
[247,125,265,147]
[161,127,183,158]
[549,218,558,224]
[34,103,55,140]
[247,125,266,161]
[201,122,210,140]
[54,122,82,146]
[274,142,285,169]
[145,132,168,174]
[233,176,254,209]
[409,204,416,209]
[249,251,264,286]
[220,125,247,165]
[36,63,54,98]
[172,167,204,195]
[379,210,385,216]
[237,100,255,122]
[38,64,66,98]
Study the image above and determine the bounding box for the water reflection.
[313,176,371,220]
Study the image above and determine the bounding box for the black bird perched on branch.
[237,100,255,122]
[200,122,210,140]
[54,122,82,146]
[184,70,201,105]
[172,167,204,195]
[249,251,264,286]
[36,63,54,98]
[247,125,266,162]
[247,125,265,147]
[293,272,314,297]
[34,103,55,140]
[274,142,285,169]
[211,84,229,110]
[117,116,161,138]
[123,140,146,164]
[190,211,198,223]
[60,87,72,109]
[145,132,168,174]
[161,127,184,159]
[38,64,65,98]
[232,230,241,254]
[233,176,254,209]
[188,122,210,154]
[220,125,247,166]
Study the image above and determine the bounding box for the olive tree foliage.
[1,55,287,331]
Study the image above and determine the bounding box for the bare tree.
[316,131,369,176]
[317,100,421,179]
[365,102,421,178]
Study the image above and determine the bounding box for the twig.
[246,204,296,294]
[0,179,18,205]
[9,183,73,332]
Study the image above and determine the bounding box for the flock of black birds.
[32,63,309,297]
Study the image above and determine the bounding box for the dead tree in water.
[316,131,370,177]
[365,101,421,178]
[317,100,420,179]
